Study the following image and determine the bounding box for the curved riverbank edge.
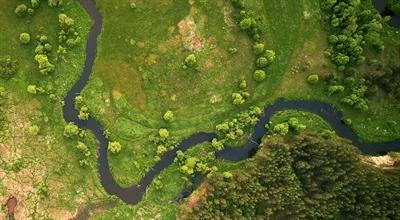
[62,0,400,205]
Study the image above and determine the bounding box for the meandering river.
[63,0,400,205]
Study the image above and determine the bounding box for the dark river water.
[62,0,400,205]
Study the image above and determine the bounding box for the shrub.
[223,171,233,180]
[63,123,79,138]
[15,4,28,17]
[163,110,174,122]
[159,128,169,140]
[108,141,122,154]
[19,33,31,44]
[272,123,289,136]
[327,85,344,96]
[184,54,197,67]
[28,125,40,135]
[239,79,247,89]
[239,17,255,30]
[253,70,266,82]
[0,57,18,80]
[27,85,38,94]
[156,145,167,156]
[48,0,62,7]
[307,74,319,84]
[78,106,89,120]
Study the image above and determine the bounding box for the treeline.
[183,132,400,219]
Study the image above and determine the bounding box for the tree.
[211,138,224,151]
[272,123,289,135]
[58,14,74,29]
[159,128,169,140]
[264,50,276,64]
[253,43,265,55]
[31,0,41,9]
[255,57,268,68]
[15,4,28,17]
[253,70,266,82]
[78,106,89,120]
[27,85,38,94]
[63,123,79,138]
[108,141,122,154]
[34,54,54,74]
[163,110,174,122]
[307,74,319,84]
[19,33,31,44]
[232,93,245,105]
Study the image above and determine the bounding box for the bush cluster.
[34,35,55,75]
[58,14,80,57]
[174,150,216,176]
[216,106,262,142]
[0,56,18,80]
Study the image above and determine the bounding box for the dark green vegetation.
[389,0,400,14]
[184,133,400,219]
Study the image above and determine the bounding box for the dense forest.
[184,133,400,219]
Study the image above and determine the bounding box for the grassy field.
[269,110,333,133]
[84,0,400,216]
[0,1,108,218]
[1,0,399,219]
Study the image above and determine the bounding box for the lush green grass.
[269,110,333,133]
[0,1,108,218]
[83,0,259,186]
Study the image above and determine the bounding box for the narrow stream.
[62,0,400,205]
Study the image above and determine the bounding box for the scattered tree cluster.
[269,117,307,136]
[34,35,55,75]
[216,106,262,143]
[57,13,81,57]
[174,150,217,176]
[0,56,18,80]
[320,0,384,71]
[231,79,250,105]
[340,77,369,111]
[185,132,400,219]
[229,0,276,83]
[149,128,177,160]
[75,141,91,166]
